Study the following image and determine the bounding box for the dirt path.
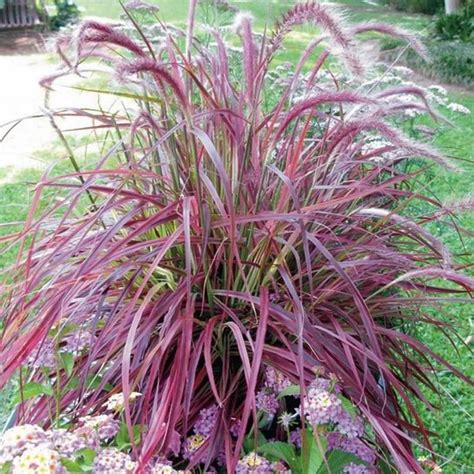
[0,31,118,177]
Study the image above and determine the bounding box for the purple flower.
[273,461,292,473]
[230,419,242,438]
[256,389,279,418]
[26,339,57,369]
[328,433,377,465]
[62,330,95,355]
[304,388,342,426]
[264,367,291,394]
[337,413,364,439]
[308,377,331,392]
[194,405,219,437]
[343,463,376,474]
[289,428,302,448]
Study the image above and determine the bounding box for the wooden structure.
[0,0,42,29]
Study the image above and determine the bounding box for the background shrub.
[381,37,474,86]
[381,0,444,15]
[434,6,474,42]
[48,0,80,31]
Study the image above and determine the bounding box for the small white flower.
[105,392,142,411]
[393,65,413,76]
[404,108,422,118]
[447,102,471,115]
[428,85,448,96]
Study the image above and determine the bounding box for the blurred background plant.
[46,0,81,31]
[434,4,474,42]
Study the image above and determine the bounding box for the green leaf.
[60,352,75,377]
[302,429,327,474]
[75,448,97,467]
[338,395,357,417]
[48,323,79,339]
[243,430,268,454]
[379,457,397,474]
[115,422,129,450]
[277,384,301,399]
[0,462,11,474]
[12,381,54,404]
[66,376,79,390]
[317,449,367,474]
[114,423,144,450]
[61,458,85,472]
[257,442,300,473]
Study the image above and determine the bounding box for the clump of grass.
[0,1,472,472]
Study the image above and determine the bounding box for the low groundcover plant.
[0,1,472,473]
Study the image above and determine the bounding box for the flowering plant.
[0,1,472,472]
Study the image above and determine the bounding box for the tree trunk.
[445,0,461,14]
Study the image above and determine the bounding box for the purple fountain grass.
[0,1,473,473]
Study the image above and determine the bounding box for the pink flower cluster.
[192,404,219,437]
[343,462,377,474]
[328,432,377,465]
[0,414,121,472]
[26,328,95,370]
[78,414,120,440]
[183,404,220,463]
[93,447,136,473]
[303,377,364,439]
[236,452,273,473]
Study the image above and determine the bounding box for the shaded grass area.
[411,92,474,472]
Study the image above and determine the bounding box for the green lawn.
[414,92,474,472]
[1,0,472,471]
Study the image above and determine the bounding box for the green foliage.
[257,441,300,472]
[11,381,54,404]
[380,0,444,15]
[48,0,80,31]
[319,450,369,473]
[302,430,327,474]
[435,6,474,42]
[381,37,474,86]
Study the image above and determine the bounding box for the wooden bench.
[0,0,42,29]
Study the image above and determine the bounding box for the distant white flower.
[393,65,413,76]
[427,92,448,106]
[124,1,159,12]
[428,85,448,97]
[447,102,471,115]
[404,108,422,118]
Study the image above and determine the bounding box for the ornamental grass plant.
[0,1,473,473]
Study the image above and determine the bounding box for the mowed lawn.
[1,0,472,471]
